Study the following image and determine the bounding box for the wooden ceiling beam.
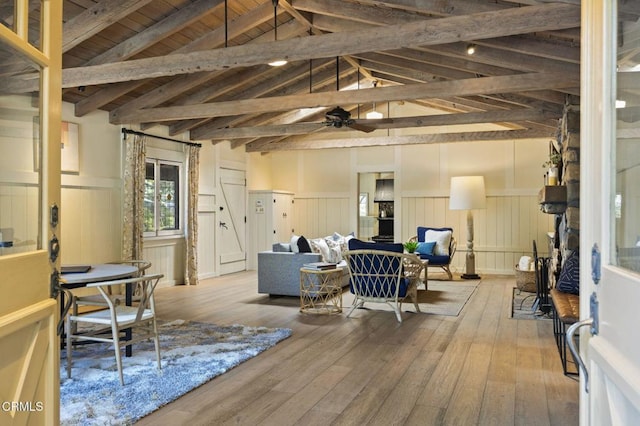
[419,42,579,76]
[83,0,222,67]
[62,0,153,52]
[245,128,553,152]
[292,0,430,25]
[332,0,507,16]
[204,109,558,140]
[111,72,578,125]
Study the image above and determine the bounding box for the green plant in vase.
[542,152,562,185]
[403,240,419,253]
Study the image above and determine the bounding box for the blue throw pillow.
[416,241,436,255]
[556,250,579,295]
[347,238,403,253]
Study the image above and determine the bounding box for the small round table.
[299,267,344,314]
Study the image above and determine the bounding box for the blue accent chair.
[343,238,424,322]
[411,226,457,280]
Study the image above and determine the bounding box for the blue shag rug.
[60,319,292,425]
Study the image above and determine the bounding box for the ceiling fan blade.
[348,121,376,133]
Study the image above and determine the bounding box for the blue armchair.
[343,238,424,322]
[411,226,457,280]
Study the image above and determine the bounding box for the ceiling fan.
[322,106,375,133]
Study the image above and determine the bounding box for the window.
[359,192,368,216]
[144,159,181,236]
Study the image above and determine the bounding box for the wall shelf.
[538,185,567,214]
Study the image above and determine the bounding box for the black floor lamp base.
[461,273,481,280]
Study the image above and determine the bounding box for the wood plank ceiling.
[3,0,638,152]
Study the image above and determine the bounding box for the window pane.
[159,163,179,231]
[0,42,41,256]
[28,0,41,48]
[0,0,16,32]
[144,162,155,233]
[0,1,43,50]
[614,12,640,273]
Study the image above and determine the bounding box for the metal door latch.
[591,243,601,285]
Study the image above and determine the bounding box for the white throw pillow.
[290,235,300,253]
[309,238,332,262]
[331,232,355,254]
[324,237,343,263]
[424,230,452,256]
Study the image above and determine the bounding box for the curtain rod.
[121,128,202,147]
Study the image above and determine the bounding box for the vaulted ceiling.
[4,1,639,153]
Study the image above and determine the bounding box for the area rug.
[343,281,479,317]
[60,320,292,425]
[511,287,551,320]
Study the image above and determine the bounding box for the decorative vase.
[547,166,559,185]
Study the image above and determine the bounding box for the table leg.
[125,282,133,357]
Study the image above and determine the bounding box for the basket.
[515,265,536,292]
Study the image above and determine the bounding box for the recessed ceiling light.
[268,59,287,67]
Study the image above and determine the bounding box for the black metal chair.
[533,240,551,314]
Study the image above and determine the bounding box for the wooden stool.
[550,288,580,376]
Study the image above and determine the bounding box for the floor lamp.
[450,176,486,279]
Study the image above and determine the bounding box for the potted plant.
[543,152,562,185]
[403,240,419,253]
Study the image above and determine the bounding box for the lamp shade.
[449,176,486,210]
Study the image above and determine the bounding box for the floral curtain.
[122,133,146,261]
[184,144,200,285]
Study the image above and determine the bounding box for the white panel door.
[0,2,62,424]
[218,168,246,274]
[273,192,293,242]
[579,1,640,423]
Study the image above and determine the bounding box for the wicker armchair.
[410,227,457,280]
[343,249,425,323]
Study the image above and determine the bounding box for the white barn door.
[218,168,246,275]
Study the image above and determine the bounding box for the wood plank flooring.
[136,272,578,426]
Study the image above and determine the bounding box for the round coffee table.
[299,267,344,314]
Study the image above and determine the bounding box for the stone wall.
[558,104,580,259]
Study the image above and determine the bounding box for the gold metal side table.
[299,267,344,314]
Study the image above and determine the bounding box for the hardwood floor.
[137,272,579,426]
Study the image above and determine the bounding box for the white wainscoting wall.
[293,196,352,240]
[197,194,217,280]
[402,195,554,276]
[143,237,185,287]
